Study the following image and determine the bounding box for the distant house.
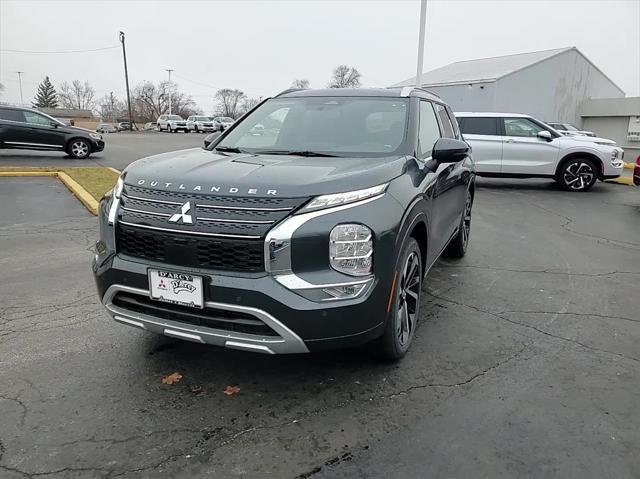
[37,107,99,130]
[391,47,625,127]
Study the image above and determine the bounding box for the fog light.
[322,283,367,299]
[330,224,373,276]
[94,240,107,255]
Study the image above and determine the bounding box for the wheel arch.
[555,152,604,180]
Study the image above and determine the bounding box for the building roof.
[37,107,94,118]
[393,47,591,88]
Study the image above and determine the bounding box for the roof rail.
[392,86,440,98]
[275,88,307,97]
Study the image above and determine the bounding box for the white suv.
[456,112,624,191]
[156,114,188,133]
[186,116,217,133]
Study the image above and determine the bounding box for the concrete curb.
[107,167,122,175]
[57,172,100,215]
[0,170,99,215]
[623,162,634,170]
[607,176,635,186]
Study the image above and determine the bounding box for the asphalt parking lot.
[0,138,639,478]
[0,131,204,171]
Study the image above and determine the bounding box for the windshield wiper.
[215,146,245,153]
[258,150,340,157]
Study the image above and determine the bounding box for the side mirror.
[203,131,222,148]
[50,121,59,128]
[432,138,470,163]
[538,130,553,141]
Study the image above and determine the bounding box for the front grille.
[117,223,265,272]
[112,292,279,336]
[115,185,309,272]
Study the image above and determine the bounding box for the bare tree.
[58,80,96,110]
[0,82,5,97]
[98,93,126,122]
[215,89,246,118]
[328,65,361,88]
[132,81,199,122]
[238,97,261,116]
[290,79,310,89]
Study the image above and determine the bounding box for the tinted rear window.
[0,108,25,122]
[457,117,499,136]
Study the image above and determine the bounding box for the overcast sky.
[1,0,638,114]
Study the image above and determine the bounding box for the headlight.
[611,149,619,159]
[330,224,373,276]
[90,133,103,140]
[301,184,387,213]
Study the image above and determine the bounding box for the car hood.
[60,125,96,135]
[123,148,408,197]
[567,135,616,145]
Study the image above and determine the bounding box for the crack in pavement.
[527,200,640,251]
[426,291,639,364]
[0,394,27,428]
[436,263,640,278]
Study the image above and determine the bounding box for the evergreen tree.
[33,76,59,108]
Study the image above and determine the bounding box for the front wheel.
[372,237,422,361]
[68,139,91,159]
[557,158,597,191]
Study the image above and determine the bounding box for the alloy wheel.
[71,141,89,158]
[563,161,594,191]
[396,251,421,347]
[461,193,472,248]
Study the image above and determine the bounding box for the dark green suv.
[0,105,105,159]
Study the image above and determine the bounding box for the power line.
[173,73,218,90]
[0,45,120,54]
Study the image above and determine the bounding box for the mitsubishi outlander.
[93,88,475,359]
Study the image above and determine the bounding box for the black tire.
[557,157,598,192]
[195,125,199,133]
[67,138,91,159]
[444,189,473,258]
[372,237,422,361]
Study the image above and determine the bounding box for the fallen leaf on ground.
[223,385,241,396]
[162,372,183,385]
[190,385,203,395]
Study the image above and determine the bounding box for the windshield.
[564,124,579,131]
[196,116,209,121]
[168,115,182,120]
[218,117,234,122]
[216,97,408,157]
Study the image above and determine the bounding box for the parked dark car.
[0,105,104,159]
[94,87,474,360]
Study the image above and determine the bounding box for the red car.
[634,155,640,186]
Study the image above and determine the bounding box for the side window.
[24,111,53,126]
[503,118,544,137]
[457,117,499,136]
[446,106,461,139]
[434,104,455,139]
[418,101,441,159]
[0,108,25,122]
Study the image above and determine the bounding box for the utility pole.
[165,68,174,115]
[119,31,134,129]
[110,91,115,122]
[415,0,427,87]
[16,71,24,105]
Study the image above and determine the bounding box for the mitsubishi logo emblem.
[168,201,193,224]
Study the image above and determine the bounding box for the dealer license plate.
[148,269,204,309]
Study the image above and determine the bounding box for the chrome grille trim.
[118,221,262,239]
[196,204,293,212]
[122,193,182,206]
[121,206,172,217]
[195,217,275,224]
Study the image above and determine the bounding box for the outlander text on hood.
[93,88,475,359]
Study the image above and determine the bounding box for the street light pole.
[16,71,24,105]
[415,0,427,87]
[119,31,134,129]
[165,69,174,115]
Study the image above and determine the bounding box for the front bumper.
[94,254,387,354]
[602,148,625,178]
[92,139,105,152]
[93,192,402,354]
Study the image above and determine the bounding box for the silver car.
[186,116,217,133]
[157,114,188,133]
[456,112,624,191]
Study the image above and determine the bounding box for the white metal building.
[391,47,625,127]
[581,97,640,159]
